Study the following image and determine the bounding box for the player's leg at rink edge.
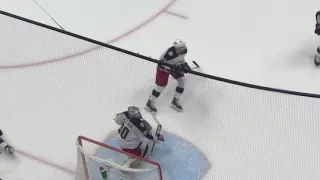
[145,68,169,113]
[170,74,185,112]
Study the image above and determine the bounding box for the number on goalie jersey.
[114,106,154,158]
[0,129,14,154]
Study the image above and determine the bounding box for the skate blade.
[170,104,183,112]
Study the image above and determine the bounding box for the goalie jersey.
[114,112,154,154]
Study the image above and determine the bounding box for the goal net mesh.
[75,136,163,180]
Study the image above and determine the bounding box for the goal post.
[75,135,163,180]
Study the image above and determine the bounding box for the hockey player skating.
[145,39,191,113]
[314,11,320,66]
[113,106,155,169]
[0,129,14,154]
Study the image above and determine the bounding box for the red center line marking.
[164,10,188,19]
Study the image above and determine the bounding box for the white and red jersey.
[114,112,154,156]
[158,46,187,72]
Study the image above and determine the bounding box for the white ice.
[0,0,320,179]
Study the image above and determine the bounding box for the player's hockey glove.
[170,67,184,77]
[180,62,191,73]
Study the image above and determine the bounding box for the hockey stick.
[192,61,200,69]
[32,0,65,30]
[149,113,164,157]
[151,113,164,141]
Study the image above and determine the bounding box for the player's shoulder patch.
[167,47,177,55]
[164,47,179,60]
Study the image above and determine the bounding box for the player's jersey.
[317,11,320,24]
[114,112,154,151]
[158,46,187,72]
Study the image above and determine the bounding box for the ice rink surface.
[1,0,320,179]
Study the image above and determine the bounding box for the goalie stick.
[149,113,164,157]
[151,113,164,141]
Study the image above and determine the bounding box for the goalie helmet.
[128,106,142,119]
[173,39,186,50]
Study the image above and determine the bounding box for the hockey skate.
[145,100,157,113]
[5,145,14,154]
[170,98,183,112]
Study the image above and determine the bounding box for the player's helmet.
[173,39,186,50]
[128,106,142,119]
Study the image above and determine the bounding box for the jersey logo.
[143,130,148,136]
[168,51,173,56]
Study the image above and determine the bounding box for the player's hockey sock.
[149,85,165,102]
[174,86,184,100]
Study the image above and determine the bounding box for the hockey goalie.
[0,129,14,154]
[113,106,157,170]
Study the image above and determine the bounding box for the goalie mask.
[128,106,142,119]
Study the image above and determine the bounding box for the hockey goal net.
[75,136,163,180]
